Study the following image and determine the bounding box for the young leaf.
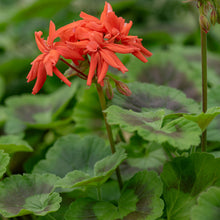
[121,136,167,171]
[191,187,220,220]
[110,82,200,114]
[0,135,33,153]
[0,150,9,178]
[184,107,220,131]
[0,173,61,218]
[161,153,220,220]
[106,105,201,150]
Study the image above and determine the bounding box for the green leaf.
[161,153,220,220]
[64,198,98,220]
[122,136,167,170]
[0,135,33,153]
[64,171,163,220]
[0,173,61,218]
[106,105,201,150]
[122,171,164,220]
[33,134,126,189]
[191,186,220,220]
[207,86,220,141]
[55,147,126,189]
[33,134,111,178]
[164,189,195,220]
[0,150,9,178]
[4,83,78,134]
[11,0,73,21]
[111,82,200,114]
[184,107,220,131]
[124,47,202,102]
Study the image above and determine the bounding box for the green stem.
[201,29,207,152]
[96,186,102,200]
[60,58,87,80]
[96,83,123,190]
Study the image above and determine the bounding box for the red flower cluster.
[27,2,152,94]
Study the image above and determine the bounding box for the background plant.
[0,0,220,220]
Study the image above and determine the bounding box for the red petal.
[47,20,56,46]
[132,51,148,63]
[32,62,47,94]
[27,61,39,82]
[56,45,84,60]
[35,31,47,53]
[122,21,133,36]
[99,49,119,68]
[100,49,128,73]
[97,60,108,83]
[100,2,113,22]
[53,67,71,87]
[80,11,100,22]
[104,43,136,53]
[44,62,53,76]
[87,53,99,86]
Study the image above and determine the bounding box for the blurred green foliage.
[0,1,220,219]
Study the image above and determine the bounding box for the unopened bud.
[210,9,217,25]
[105,78,114,100]
[115,80,132,96]
[199,15,210,33]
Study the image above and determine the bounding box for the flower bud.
[115,80,132,96]
[199,14,210,33]
[210,9,217,25]
[105,78,114,100]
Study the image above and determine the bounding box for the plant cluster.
[0,1,220,220]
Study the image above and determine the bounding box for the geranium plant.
[0,1,220,220]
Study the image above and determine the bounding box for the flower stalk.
[96,83,123,190]
[201,29,207,152]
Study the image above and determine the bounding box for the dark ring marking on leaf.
[138,63,201,102]
[1,183,54,214]
[122,114,182,138]
[121,92,188,113]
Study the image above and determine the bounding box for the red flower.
[27,2,152,93]
[27,21,83,94]
[72,1,152,85]
[101,2,152,62]
[68,31,137,86]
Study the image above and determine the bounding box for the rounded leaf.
[0,173,61,217]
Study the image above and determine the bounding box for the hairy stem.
[201,29,207,152]
[60,58,87,79]
[96,83,123,190]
